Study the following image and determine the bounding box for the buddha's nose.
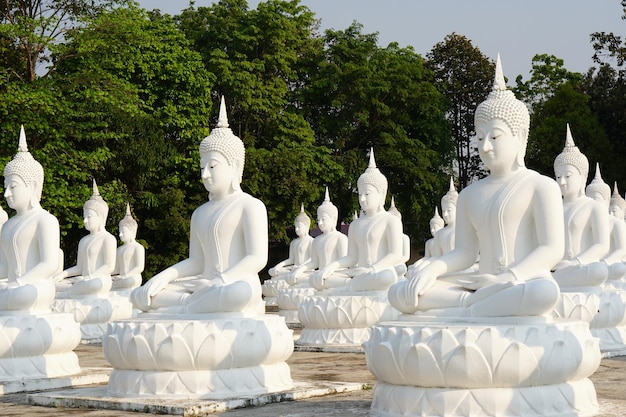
[479,138,492,152]
[201,165,210,179]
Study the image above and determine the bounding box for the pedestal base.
[365,317,600,417]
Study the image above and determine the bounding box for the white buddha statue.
[309,149,405,293]
[54,180,117,298]
[424,207,444,258]
[111,204,145,291]
[130,97,267,314]
[388,56,564,317]
[552,126,609,289]
[432,177,458,255]
[586,168,626,281]
[0,126,60,312]
[387,196,411,266]
[268,204,314,277]
[285,188,348,286]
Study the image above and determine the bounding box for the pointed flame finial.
[564,123,576,148]
[435,206,440,217]
[594,162,602,181]
[300,203,305,213]
[216,96,229,128]
[449,177,456,192]
[390,196,396,209]
[324,186,330,202]
[368,147,376,168]
[126,202,132,216]
[614,182,620,196]
[493,53,506,91]
[18,125,28,152]
[92,179,100,196]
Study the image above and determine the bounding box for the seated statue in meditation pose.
[0,126,60,312]
[131,97,267,314]
[55,180,117,298]
[387,196,411,267]
[310,149,404,293]
[552,127,609,289]
[433,178,458,254]
[111,204,145,290]
[268,204,313,277]
[598,180,626,281]
[388,56,564,317]
[286,188,348,286]
[424,207,445,258]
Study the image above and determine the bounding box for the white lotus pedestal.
[52,294,134,343]
[296,291,398,349]
[262,278,289,307]
[554,286,626,355]
[364,316,601,417]
[102,313,294,400]
[277,286,316,325]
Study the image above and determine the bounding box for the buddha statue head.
[119,203,138,242]
[199,96,245,195]
[474,55,530,169]
[609,183,626,220]
[357,148,388,215]
[317,186,339,233]
[554,124,589,199]
[586,163,611,207]
[294,203,311,237]
[387,196,401,219]
[83,179,109,230]
[430,206,445,237]
[440,177,458,225]
[3,125,45,211]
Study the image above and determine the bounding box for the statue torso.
[350,211,398,267]
[563,197,602,259]
[311,230,347,268]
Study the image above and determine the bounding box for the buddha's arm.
[0,245,7,280]
[221,199,268,284]
[577,205,611,265]
[125,244,146,277]
[89,234,117,277]
[509,181,565,279]
[19,215,61,284]
[604,221,626,264]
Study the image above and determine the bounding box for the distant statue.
[600,182,626,281]
[268,204,314,277]
[0,126,60,312]
[433,178,458,255]
[552,127,609,289]
[424,207,444,258]
[387,196,411,266]
[286,188,348,286]
[310,149,404,292]
[54,180,116,298]
[131,97,267,314]
[111,204,145,291]
[389,56,564,317]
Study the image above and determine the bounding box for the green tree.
[426,33,494,188]
[301,23,453,240]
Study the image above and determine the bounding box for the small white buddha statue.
[0,126,60,312]
[111,204,145,290]
[268,204,314,277]
[552,126,609,289]
[388,55,564,317]
[424,207,444,258]
[55,180,117,298]
[603,182,626,280]
[387,196,411,266]
[286,188,348,286]
[131,97,267,314]
[433,178,458,255]
[309,149,404,292]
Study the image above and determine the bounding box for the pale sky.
[138,0,625,81]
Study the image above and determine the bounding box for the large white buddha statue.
[308,149,405,293]
[284,188,348,287]
[104,97,293,399]
[366,55,600,417]
[0,125,81,380]
[552,126,609,289]
[586,169,626,281]
[388,56,564,317]
[111,204,145,291]
[54,180,116,298]
[423,207,444,258]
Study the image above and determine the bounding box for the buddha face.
[4,174,33,213]
[610,205,624,220]
[475,118,519,175]
[84,208,103,233]
[200,151,237,197]
[294,220,308,237]
[359,184,382,215]
[441,201,456,225]
[317,212,336,234]
[119,226,136,243]
[555,164,583,200]
[430,220,443,237]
